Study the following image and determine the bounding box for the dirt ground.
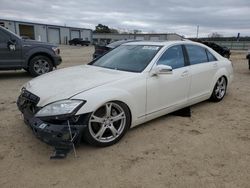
[0,45,249,188]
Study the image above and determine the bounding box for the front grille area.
[17,89,40,117]
[20,89,40,104]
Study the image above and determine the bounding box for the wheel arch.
[210,68,229,94]
[110,100,132,127]
[27,52,54,67]
[73,88,137,126]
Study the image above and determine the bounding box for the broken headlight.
[35,100,85,118]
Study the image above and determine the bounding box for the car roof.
[121,40,210,48]
[106,39,141,48]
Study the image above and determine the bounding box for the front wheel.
[29,55,53,77]
[83,101,131,147]
[210,76,227,102]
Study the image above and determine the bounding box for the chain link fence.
[209,41,250,50]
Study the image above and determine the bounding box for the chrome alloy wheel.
[33,59,50,75]
[215,77,226,99]
[88,102,126,143]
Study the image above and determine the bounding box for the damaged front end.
[17,89,88,159]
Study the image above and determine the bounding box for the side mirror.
[8,39,16,44]
[151,64,173,76]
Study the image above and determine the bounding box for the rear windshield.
[106,40,129,48]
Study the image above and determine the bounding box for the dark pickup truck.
[0,26,62,76]
[69,38,90,46]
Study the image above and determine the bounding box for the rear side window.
[157,45,185,69]
[185,45,208,65]
[206,49,217,62]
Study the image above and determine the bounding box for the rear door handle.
[213,63,218,68]
[181,70,189,77]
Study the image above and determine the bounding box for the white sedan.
[17,41,233,150]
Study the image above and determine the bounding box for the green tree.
[94,24,119,33]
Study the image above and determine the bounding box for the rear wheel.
[29,55,53,77]
[83,101,131,147]
[210,76,227,102]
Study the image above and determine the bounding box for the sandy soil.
[0,46,249,188]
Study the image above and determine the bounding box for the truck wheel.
[29,55,53,77]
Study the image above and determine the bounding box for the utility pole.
[196,25,199,38]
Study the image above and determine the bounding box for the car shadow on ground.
[0,71,32,80]
[130,103,206,130]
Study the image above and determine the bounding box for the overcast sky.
[0,0,250,37]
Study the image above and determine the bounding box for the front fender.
[24,47,55,66]
[72,88,138,124]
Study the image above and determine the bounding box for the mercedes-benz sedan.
[17,41,233,150]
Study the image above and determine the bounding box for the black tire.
[210,76,227,102]
[248,59,250,70]
[83,101,131,147]
[29,55,53,77]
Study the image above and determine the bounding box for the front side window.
[157,45,185,69]
[91,45,161,72]
[185,45,208,65]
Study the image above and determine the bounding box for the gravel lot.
[0,45,249,188]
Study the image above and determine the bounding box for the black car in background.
[246,50,250,69]
[202,41,231,58]
[93,39,140,59]
[69,38,90,46]
[194,40,231,58]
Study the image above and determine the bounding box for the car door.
[146,45,191,118]
[184,44,217,104]
[0,29,22,68]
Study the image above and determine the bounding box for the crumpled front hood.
[24,65,130,106]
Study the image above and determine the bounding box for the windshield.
[91,45,161,72]
[1,26,21,39]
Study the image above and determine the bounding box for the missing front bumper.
[26,117,87,159]
[17,89,89,159]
